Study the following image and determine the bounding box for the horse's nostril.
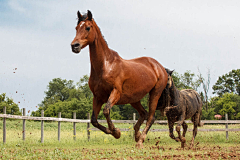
[73,43,80,48]
[72,43,80,48]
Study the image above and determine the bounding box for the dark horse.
[157,70,203,148]
[71,10,168,148]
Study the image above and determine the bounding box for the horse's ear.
[77,11,82,19]
[77,11,83,25]
[87,10,93,20]
[169,70,174,76]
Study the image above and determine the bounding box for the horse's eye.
[86,27,90,31]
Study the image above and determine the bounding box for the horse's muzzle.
[71,42,81,53]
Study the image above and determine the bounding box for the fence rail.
[1,114,240,124]
[1,107,239,143]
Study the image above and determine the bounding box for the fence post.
[58,112,61,142]
[41,110,44,143]
[225,113,228,140]
[73,112,76,141]
[22,108,26,141]
[133,113,136,139]
[3,106,6,144]
[87,113,90,141]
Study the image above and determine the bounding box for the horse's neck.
[89,33,113,75]
[169,84,179,106]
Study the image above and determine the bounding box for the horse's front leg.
[103,88,121,139]
[167,119,180,142]
[176,112,186,148]
[91,97,112,134]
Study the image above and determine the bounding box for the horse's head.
[166,70,174,89]
[71,10,95,54]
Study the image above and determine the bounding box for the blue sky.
[1,0,240,114]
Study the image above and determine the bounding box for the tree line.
[1,69,240,120]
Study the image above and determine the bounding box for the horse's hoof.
[175,137,180,142]
[135,142,144,149]
[135,131,141,142]
[112,128,121,139]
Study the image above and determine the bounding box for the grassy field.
[0,119,239,159]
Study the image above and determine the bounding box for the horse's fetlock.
[91,120,98,127]
[169,133,175,139]
[176,125,181,132]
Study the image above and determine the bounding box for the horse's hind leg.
[131,102,148,142]
[190,113,200,148]
[136,86,164,148]
[181,121,188,148]
[176,112,186,147]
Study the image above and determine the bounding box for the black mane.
[77,13,88,25]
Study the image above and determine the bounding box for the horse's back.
[180,89,202,116]
[124,56,167,78]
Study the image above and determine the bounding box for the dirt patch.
[75,144,240,159]
[142,144,240,159]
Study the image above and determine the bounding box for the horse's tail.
[157,68,171,116]
[198,109,204,127]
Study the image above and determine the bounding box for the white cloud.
[8,0,26,13]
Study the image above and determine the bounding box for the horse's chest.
[166,107,181,121]
[89,78,113,102]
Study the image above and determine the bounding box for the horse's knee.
[103,107,109,117]
[91,118,98,128]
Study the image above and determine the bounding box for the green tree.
[214,93,240,119]
[32,97,93,119]
[212,69,240,97]
[202,108,215,120]
[44,78,75,101]
[33,77,93,119]
[0,93,21,115]
[77,75,93,99]
[39,78,76,111]
[171,70,201,91]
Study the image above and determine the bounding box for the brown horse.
[157,70,203,148]
[71,10,168,148]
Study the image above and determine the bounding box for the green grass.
[0,119,239,159]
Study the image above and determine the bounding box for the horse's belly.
[118,80,155,104]
[185,105,198,119]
